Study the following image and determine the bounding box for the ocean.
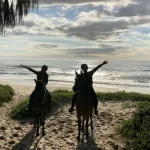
[0,58,150,94]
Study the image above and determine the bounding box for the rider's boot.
[68,93,77,113]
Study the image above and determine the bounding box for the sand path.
[0,92,136,150]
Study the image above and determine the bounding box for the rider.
[69,60,108,115]
[20,64,51,112]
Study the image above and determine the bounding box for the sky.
[0,0,150,60]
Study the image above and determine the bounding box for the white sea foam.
[0,58,150,93]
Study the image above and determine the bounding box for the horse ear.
[75,70,78,76]
[80,70,83,75]
[34,79,37,84]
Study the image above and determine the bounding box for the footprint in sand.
[0,98,136,150]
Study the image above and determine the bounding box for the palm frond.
[0,0,38,34]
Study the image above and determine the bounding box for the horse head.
[72,70,86,92]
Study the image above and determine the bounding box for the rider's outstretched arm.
[20,64,38,74]
[90,60,108,75]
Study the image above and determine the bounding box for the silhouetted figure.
[20,64,51,113]
[72,70,93,141]
[69,61,108,115]
[32,79,47,136]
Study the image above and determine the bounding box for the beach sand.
[0,79,120,95]
[0,80,136,150]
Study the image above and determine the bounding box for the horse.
[72,71,93,141]
[31,79,47,136]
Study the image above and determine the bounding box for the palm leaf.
[0,0,38,34]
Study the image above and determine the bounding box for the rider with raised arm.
[20,64,51,112]
[69,60,108,115]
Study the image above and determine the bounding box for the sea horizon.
[0,58,150,94]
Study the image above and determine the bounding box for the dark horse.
[73,71,93,141]
[32,79,47,136]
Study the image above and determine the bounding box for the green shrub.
[97,91,150,102]
[10,90,150,120]
[10,97,29,119]
[0,84,14,105]
[10,90,73,119]
[120,102,150,150]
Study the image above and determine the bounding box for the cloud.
[64,45,133,56]
[8,14,67,36]
[34,44,58,49]
[3,0,150,60]
[58,17,150,41]
[114,0,150,17]
[39,0,117,5]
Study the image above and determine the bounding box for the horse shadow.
[12,127,42,150]
[11,100,64,149]
[76,130,99,150]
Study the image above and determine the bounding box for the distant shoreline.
[0,79,119,95]
[0,59,150,94]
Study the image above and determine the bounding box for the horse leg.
[90,114,93,130]
[33,117,36,128]
[42,114,46,136]
[40,115,44,126]
[77,117,81,141]
[36,116,40,136]
[86,116,89,138]
[81,116,85,130]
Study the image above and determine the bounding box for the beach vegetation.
[0,84,14,106]
[120,101,150,150]
[10,90,73,119]
[10,90,150,119]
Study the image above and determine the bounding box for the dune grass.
[97,91,150,102]
[10,90,150,120]
[10,90,73,119]
[120,101,150,150]
[0,84,14,106]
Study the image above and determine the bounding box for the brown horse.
[32,79,47,136]
[73,71,93,141]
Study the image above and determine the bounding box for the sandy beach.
[0,79,120,96]
[0,80,136,150]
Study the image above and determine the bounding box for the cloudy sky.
[0,0,150,60]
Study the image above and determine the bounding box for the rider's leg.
[93,96,98,115]
[91,87,98,115]
[69,93,77,112]
[45,89,52,111]
[28,91,34,114]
